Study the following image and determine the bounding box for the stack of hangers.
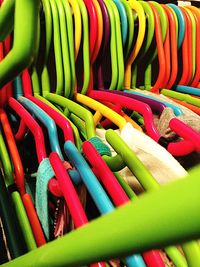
[0,0,200,266]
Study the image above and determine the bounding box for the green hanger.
[3,164,200,267]
[32,0,81,149]
[105,129,190,267]
[48,0,64,96]
[0,0,15,41]
[56,0,72,98]
[161,89,200,107]
[107,0,124,90]
[0,0,40,88]
[0,131,36,251]
[0,168,27,259]
[30,7,41,96]
[61,0,76,98]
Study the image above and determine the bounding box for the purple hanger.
[99,90,166,114]
[96,0,110,89]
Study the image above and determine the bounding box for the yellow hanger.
[124,0,146,89]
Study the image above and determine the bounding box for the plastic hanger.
[80,1,200,158]
[0,39,39,250]
[0,108,46,247]
[159,7,200,107]
[131,1,155,89]
[14,72,83,195]
[9,95,106,267]
[142,1,168,91]
[86,0,103,93]
[136,7,200,260]
[0,0,15,41]
[64,141,147,267]
[173,6,200,93]
[86,5,199,157]
[167,4,185,49]
[7,98,79,236]
[88,90,200,156]
[16,0,81,149]
[41,0,129,172]
[0,118,37,251]
[96,0,111,89]
[97,2,182,130]
[92,0,103,64]
[121,0,134,60]
[124,0,146,89]
[0,167,27,259]
[3,164,200,267]
[0,0,40,88]
[18,97,64,160]
[49,152,107,267]
[111,0,128,47]
[88,1,147,127]
[82,140,165,267]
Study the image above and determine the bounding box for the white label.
[178,1,191,6]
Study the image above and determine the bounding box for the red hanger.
[21,69,74,143]
[148,2,166,94]
[49,152,107,267]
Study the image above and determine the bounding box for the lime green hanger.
[3,164,200,267]
[48,0,64,96]
[106,129,192,267]
[0,131,36,251]
[107,0,124,90]
[31,0,81,149]
[55,0,72,98]
[0,0,40,88]
[61,0,76,98]
[0,0,15,41]
[41,3,127,171]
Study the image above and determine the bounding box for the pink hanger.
[49,152,107,267]
[21,69,74,143]
[89,91,200,156]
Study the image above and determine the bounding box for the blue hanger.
[112,0,128,46]
[124,90,184,116]
[167,4,185,49]
[18,97,64,159]
[12,76,82,184]
[64,141,146,267]
[174,85,200,96]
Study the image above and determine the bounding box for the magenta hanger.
[82,141,165,267]
[89,90,199,156]
[49,152,107,267]
[21,69,74,143]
